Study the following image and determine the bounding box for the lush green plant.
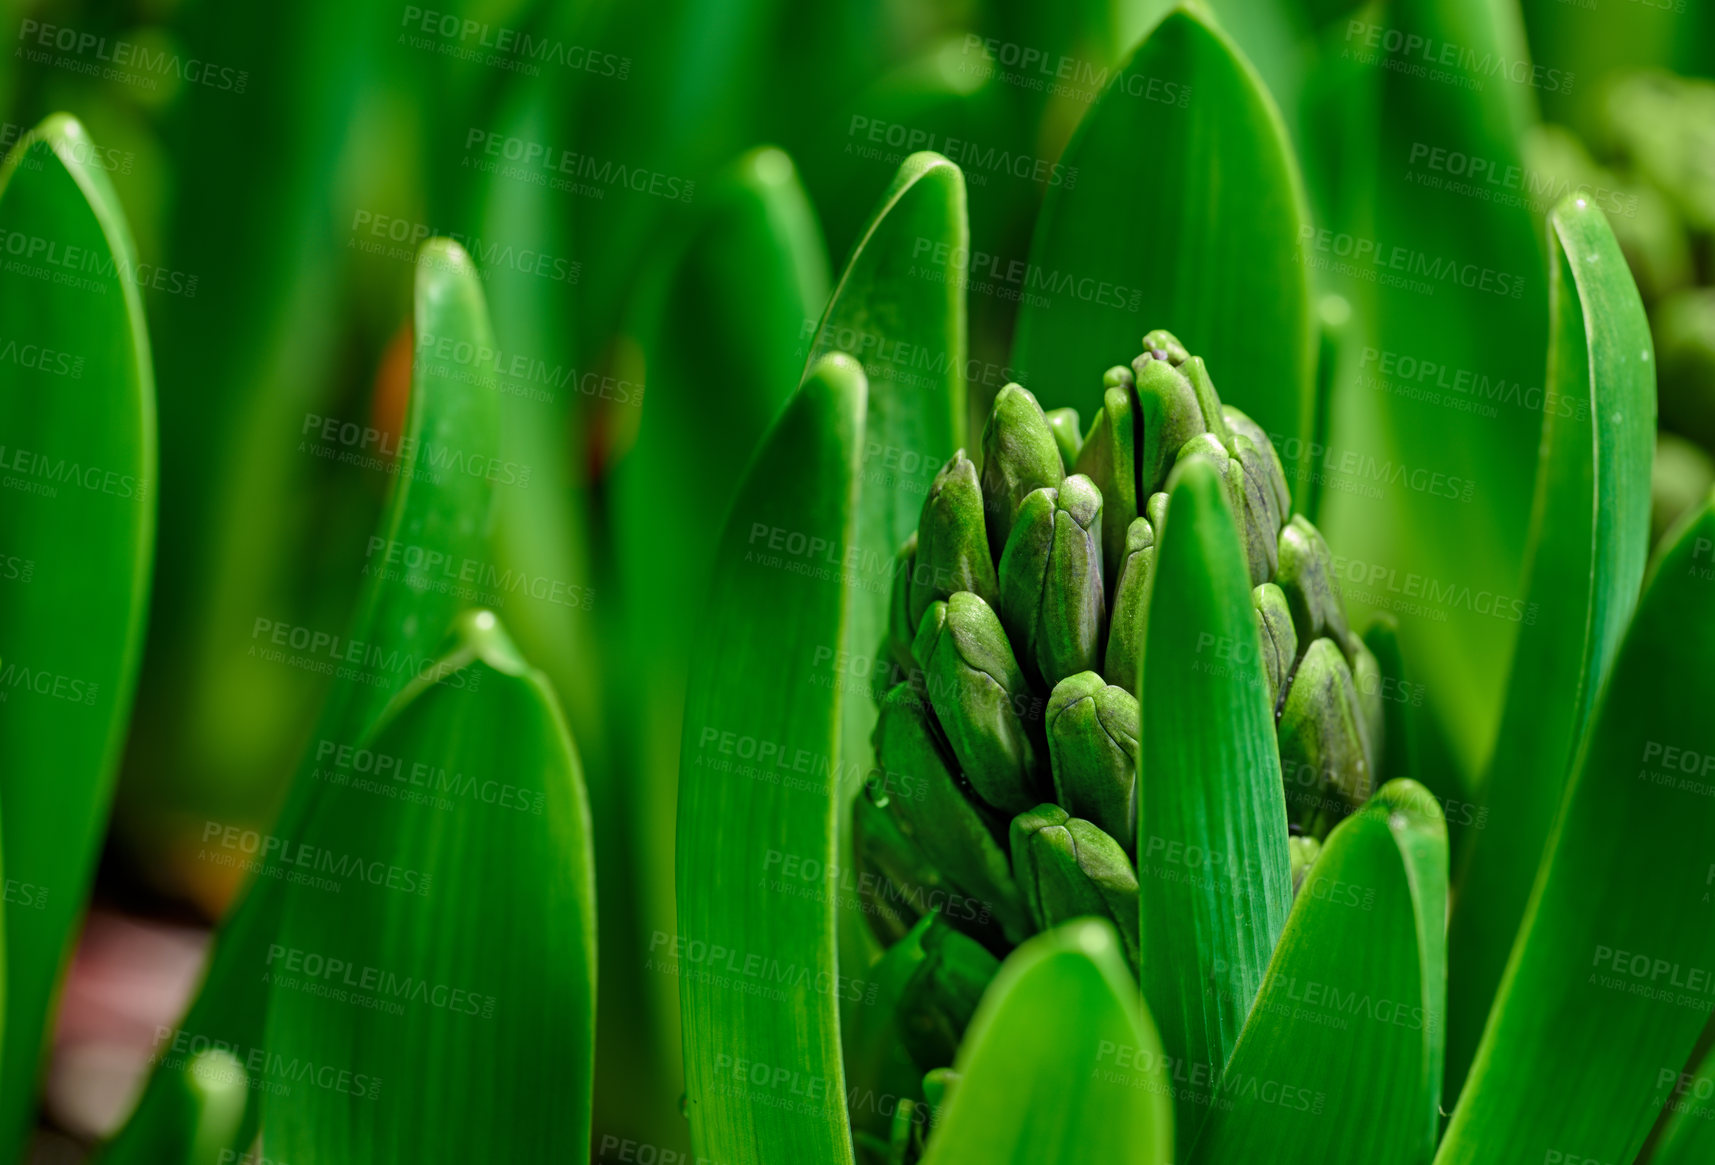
[4,2,1715,1163]
[676,9,1715,1165]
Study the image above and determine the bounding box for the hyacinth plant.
[3,7,1715,1165]
[676,9,1715,1165]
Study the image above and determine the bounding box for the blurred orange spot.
[371,319,415,461]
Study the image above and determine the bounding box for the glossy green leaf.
[103,240,501,1163]
[1191,780,1446,1164]
[676,354,867,1165]
[921,919,1173,1165]
[262,612,595,1161]
[1446,196,1655,1091]
[1137,456,1291,1153]
[1314,0,1545,784]
[1011,7,1314,463]
[802,151,967,1042]
[0,114,156,1162]
[805,154,966,814]
[1435,500,1715,1163]
[605,145,830,1144]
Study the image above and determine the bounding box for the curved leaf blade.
[806,152,967,814]
[103,240,501,1162]
[604,145,831,1142]
[262,613,596,1161]
[1137,456,1292,1153]
[676,354,867,1165]
[1191,780,1447,1165]
[1436,501,1715,1163]
[1010,7,1314,459]
[804,151,968,1045]
[922,919,1173,1164]
[0,114,156,1160]
[1314,0,1546,781]
[1446,196,1655,1089]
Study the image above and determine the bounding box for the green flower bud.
[1223,406,1291,521]
[872,684,1032,945]
[1144,489,1169,533]
[1182,356,1231,448]
[912,451,999,624]
[997,476,1106,688]
[1276,515,1350,648]
[911,594,1045,816]
[1010,804,1140,974]
[1046,672,1138,851]
[1278,637,1373,830]
[887,533,918,673]
[1176,430,1278,587]
[1229,429,1284,585]
[980,384,1065,559]
[1141,328,1190,366]
[1288,834,1321,894]
[1074,385,1138,586]
[897,915,1001,1072]
[1103,364,1136,389]
[1102,517,1156,696]
[1253,583,1298,710]
[1133,354,1207,497]
[1348,633,1385,772]
[1044,407,1083,470]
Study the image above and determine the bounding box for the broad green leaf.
[922,919,1173,1164]
[605,145,830,1137]
[676,354,867,1165]
[802,151,966,1038]
[1435,500,1715,1163]
[1010,7,1315,466]
[805,156,966,730]
[1191,780,1446,1165]
[103,239,500,1163]
[263,612,595,1161]
[1314,0,1545,784]
[1137,456,1292,1153]
[0,114,156,1162]
[1446,196,1654,1090]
